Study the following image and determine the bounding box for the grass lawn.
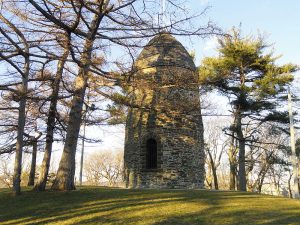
[0,187,300,225]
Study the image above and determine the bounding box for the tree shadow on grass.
[0,188,194,224]
[152,207,300,225]
[0,188,300,225]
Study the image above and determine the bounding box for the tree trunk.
[51,40,94,191]
[205,165,213,189]
[12,58,29,196]
[51,79,87,190]
[34,49,68,191]
[79,117,86,186]
[257,172,266,194]
[255,159,270,193]
[207,150,218,190]
[51,5,107,191]
[212,167,218,190]
[228,134,236,190]
[229,160,236,190]
[236,112,246,191]
[13,95,27,195]
[28,140,37,186]
[288,172,293,198]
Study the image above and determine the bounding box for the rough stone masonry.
[124,32,205,188]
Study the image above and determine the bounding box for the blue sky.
[181,0,300,66]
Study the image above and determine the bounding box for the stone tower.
[124,33,205,189]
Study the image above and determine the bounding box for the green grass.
[0,187,300,225]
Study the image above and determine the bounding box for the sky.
[2,0,300,179]
[183,0,300,66]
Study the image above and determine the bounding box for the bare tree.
[204,118,228,190]
[242,124,291,195]
[0,157,13,188]
[84,150,123,186]
[0,9,30,195]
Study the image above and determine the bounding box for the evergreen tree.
[199,29,298,191]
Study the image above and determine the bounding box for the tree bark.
[288,172,293,198]
[229,159,236,190]
[51,75,88,190]
[13,91,27,195]
[207,150,218,190]
[51,3,108,190]
[257,171,267,193]
[28,140,37,186]
[34,48,68,191]
[228,134,236,190]
[236,112,247,191]
[12,49,29,196]
[51,39,94,190]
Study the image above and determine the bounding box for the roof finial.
[159,0,166,30]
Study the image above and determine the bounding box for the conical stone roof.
[135,33,196,72]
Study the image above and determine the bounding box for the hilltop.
[0,187,300,225]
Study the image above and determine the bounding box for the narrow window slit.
[146,138,157,169]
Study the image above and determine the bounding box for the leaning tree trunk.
[236,112,246,191]
[28,140,37,186]
[255,156,270,193]
[207,150,218,190]
[51,74,88,190]
[34,49,68,191]
[51,5,107,190]
[257,170,267,194]
[51,39,94,190]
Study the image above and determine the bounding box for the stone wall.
[124,33,205,189]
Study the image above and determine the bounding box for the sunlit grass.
[0,187,300,225]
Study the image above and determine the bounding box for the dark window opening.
[146,138,157,169]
